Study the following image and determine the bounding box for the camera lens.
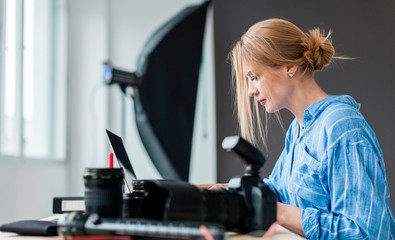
[123,192,146,218]
[83,168,124,218]
[137,180,248,230]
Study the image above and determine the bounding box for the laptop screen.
[106,129,137,192]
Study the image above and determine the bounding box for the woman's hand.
[262,222,278,240]
[196,183,228,190]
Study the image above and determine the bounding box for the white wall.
[0,160,67,225]
[67,0,110,197]
[0,0,208,225]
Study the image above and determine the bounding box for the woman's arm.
[276,202,305,237]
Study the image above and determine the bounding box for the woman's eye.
[246,75,257,81]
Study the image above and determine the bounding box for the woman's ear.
[285,65,298,77]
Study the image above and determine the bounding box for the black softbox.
[133,1,210,181]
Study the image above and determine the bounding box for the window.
[0,0,67,160]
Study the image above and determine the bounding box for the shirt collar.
[303,95,361,122]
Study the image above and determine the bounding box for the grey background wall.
[213,0,395,212]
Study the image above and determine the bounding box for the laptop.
[106,129,137,192]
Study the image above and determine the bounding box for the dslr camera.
[126,136,277,232]
[58,136,277,238]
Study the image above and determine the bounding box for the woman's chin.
[264,105,280,114]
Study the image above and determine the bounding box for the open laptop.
[106,129,137,192]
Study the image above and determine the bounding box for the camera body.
[227,173,277,231]
[126,136,277,232]
[128,176,276,232]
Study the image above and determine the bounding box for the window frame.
[0,0,67,162]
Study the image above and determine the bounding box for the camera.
[58,136,277,238]
[125,136,276,232]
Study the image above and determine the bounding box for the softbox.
[133,1,210,181]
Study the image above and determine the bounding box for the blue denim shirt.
[264,95,395,239]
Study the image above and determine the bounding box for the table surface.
[0,215,304,240]
[0,225,304,240]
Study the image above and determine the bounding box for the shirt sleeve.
[263,149,284,201]
[301,142,393,239]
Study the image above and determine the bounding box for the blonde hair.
[230,18,337,147]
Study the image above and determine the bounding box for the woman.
[226,18,394,239]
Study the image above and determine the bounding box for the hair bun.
[302,28,335,71]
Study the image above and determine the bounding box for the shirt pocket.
[289,144,328,207]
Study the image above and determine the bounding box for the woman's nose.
[248,85,258,97]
